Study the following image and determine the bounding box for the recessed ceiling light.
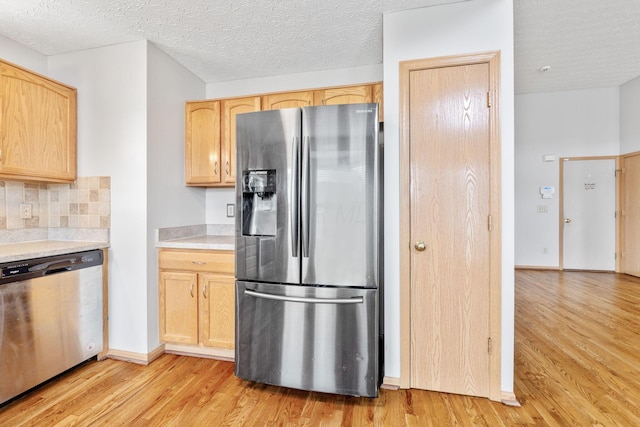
[540,65,551,72]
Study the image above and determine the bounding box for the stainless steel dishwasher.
[0,249,104,406]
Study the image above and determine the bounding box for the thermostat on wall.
[540,186,555,199]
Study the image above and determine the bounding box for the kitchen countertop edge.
[156,224,235,251]
[156,235,235,251]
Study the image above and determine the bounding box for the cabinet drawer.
[159,249,234,274]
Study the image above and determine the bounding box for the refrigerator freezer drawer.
[235,281,380,397]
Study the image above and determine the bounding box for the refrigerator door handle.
[244,289,363,305]
[291,136,300,258]
[301,136,310,257]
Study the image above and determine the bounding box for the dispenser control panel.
[243,170,276,194]
[242,170,277,237]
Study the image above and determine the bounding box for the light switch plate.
[226,204,235,218]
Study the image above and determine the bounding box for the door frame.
[398,51,502,401]
[558,156,620,271]
[620,151,640,276]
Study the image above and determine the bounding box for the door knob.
[415,241,426,251]
[564,218,572,224]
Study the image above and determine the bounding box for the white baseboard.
[501,391,521,406]
[382,376,401,390]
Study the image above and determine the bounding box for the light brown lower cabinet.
[158,249,235,357]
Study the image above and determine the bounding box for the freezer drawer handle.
[244,289,363,305]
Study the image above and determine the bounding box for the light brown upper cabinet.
[185,97,260,187]
[186,83,382,187]
[315,83,383,121]
[261,90,314,110]
[221,97,261,185]
[185,100,222,186]
[314,85,373,106]
[0,59,77,183]
[372,83,384,121]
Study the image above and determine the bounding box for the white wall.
[48,41,207,355]
[621,75,640,154]
[206,64,382,99]
[515,87,620,268]
[48,41,150,354]
[0,34,47,73]
[383,0,515,392]
[146,43,206,350]
[204,64,383,225]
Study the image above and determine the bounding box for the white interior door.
[562,158,616,270]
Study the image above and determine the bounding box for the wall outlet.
[226,204,235,218]
[19,203,32,219]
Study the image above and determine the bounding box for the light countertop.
[156,234,234,251]
[0,240,109,264]
[156,224,234,251]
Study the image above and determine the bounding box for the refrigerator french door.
[235,103,382,397]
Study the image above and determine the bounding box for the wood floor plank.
[2,270,640,425]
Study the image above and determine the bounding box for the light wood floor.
[1,270,639,426]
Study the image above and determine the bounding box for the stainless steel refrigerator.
[234,103,383,397]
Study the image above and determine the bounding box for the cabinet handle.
[192,261,206,265]
[225,160,230,176]
[214,161,218,175]
[203,283,208,298]
[189,283,194,298]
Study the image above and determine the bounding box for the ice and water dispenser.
[241,170,277,236]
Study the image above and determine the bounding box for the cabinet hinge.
[488,215,493,231]
[487,91,492,108]
[488,337,493,354]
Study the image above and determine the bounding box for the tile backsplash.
[0,177,111,230]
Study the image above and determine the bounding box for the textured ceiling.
[0,0,464,84]
[2,1,639,93]
[515,0,640,93]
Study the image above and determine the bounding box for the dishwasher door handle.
[44,261,75,275]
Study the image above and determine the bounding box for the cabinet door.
[199,274,235,349]
[185,100,221,185]
[313,85,372,106]
[372,83,384,122]
[0,60,77,182]
[261,91,314,110]
[159,272,198,344]
[221,97,261,185]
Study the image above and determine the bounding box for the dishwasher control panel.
[0,250,103,285]
[1,263,30,279]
